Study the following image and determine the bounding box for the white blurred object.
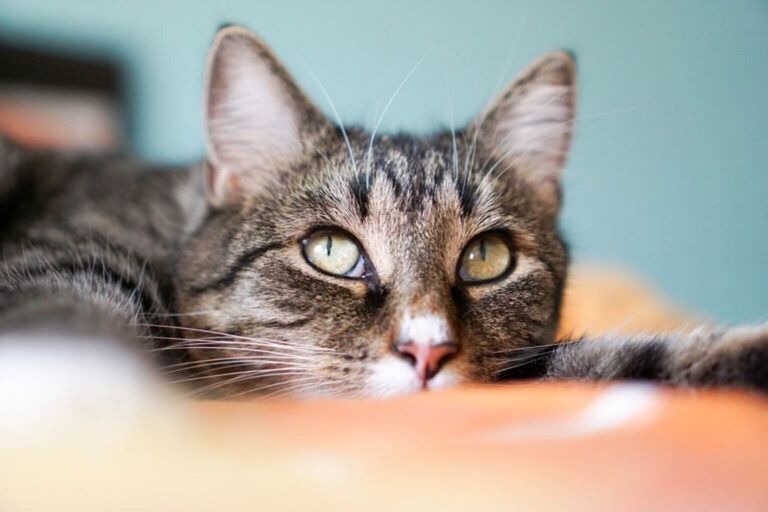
[482,383,661,442]
[0,332,173,446]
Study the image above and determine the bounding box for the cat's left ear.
[470,51,576,213]
[204,25,329,205]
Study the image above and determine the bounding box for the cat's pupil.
[326,235,332,256]
[479,240,487,261]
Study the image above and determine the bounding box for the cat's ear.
[470,51,576,212]
[204,25,329,205]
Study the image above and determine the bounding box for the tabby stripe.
[230,316,314,334]
[14,233,152,272]
[615,339,668,380]
[541,336,673,382]
[189,242,283,294]
[253,317,314,329]
[350,175,370,218]
[455,173,476,217]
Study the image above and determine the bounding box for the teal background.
[1,0,766,323]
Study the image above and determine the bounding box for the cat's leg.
[543,325,768,392]
[0,240,171,349]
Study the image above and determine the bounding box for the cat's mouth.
[364,354,463,398]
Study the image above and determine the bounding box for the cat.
[0,25,765,399]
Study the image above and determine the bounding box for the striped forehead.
[347,141,479,219]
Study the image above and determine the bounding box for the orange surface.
[5,383,766,511]
[191,384,768,511]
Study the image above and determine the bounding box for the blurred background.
[0,0,765,324]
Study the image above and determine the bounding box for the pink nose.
[394,341,459,383]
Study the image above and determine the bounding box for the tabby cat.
[0,26,764,398]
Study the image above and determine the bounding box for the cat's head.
[175,26,575,398]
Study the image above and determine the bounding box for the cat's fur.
[0,26,765,398]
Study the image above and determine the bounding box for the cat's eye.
[458,233,514,284]
[302,230,366,278]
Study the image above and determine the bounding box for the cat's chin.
[363,356,462,398]
[426,368,463,392]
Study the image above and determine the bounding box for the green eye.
[302,230,365,278]
[458,233,514,283]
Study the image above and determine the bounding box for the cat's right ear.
[203,26,329,206]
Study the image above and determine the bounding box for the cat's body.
[0,26,765,398]
[0,139,193,339]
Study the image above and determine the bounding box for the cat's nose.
[394,341,459,383]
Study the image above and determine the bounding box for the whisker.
[264,376,358,401]
[491,339,579,355]
[184,373,307,399]
[149,344,317,361]
[223,375,320,400]
[185,363,311,397]
[161,358,310,375]
[241,378,328,402]
[171,368,310,386]
[494,351,553,375]
[291,48,360,176]
[365,52,428,186]
[141,334,321,355]
[159,355,308,371]
[305,139,335,168]
[296,381,357,400]
[449,114,459,180]
[137,323,336,352]
[488,14,528,101]
[188,372,261,397]
[144,334,319,352]
[148,337,318,354]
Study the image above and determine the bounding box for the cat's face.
[175,26,575,398]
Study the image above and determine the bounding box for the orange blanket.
[4,384,766,511]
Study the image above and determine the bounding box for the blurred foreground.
[2,381,766,511]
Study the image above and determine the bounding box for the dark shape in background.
[0,39,126,150]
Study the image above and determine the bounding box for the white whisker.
[449,115,459,180]
[138,323,336,353]
[159,354,307,370]
[173,368,310,386]
[162,358,310,375]
[494,352,552,375]
[223,375,320,400]
[491,339,576,354]
[150,344,316,360]
[365,52,428,186]
[289,48,359,176]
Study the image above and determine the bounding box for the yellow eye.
[302,230,365,278]
[458,233,514,283]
